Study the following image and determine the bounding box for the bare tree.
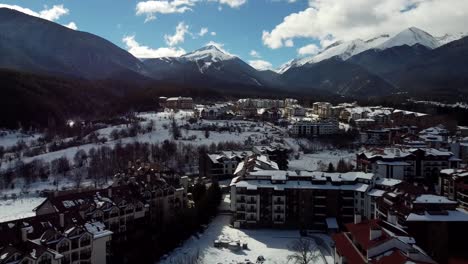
[287,238,320,264]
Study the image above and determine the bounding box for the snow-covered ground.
[0,197,46,223]
[159,215,328,264]
[160,195,330,264]
[288,149,357,171]
[1,110,275,171]
[0,130,41,148]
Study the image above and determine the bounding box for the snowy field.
[0,197,46,223]
[160,196,331,264]
[159,215,329,264]
[1,110,276,171]
[288,150,357,171]
[0,130,41,148]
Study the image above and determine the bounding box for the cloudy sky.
[1,0,467,70]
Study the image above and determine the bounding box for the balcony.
[236,197,246,203]
[247,207,256,213]
[246,198,257,204]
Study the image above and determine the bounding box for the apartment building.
[312,102,332,118]
[199,151,254,179]
[0,212,112,264]
[357,147,459,183]
[230,170,375,229]
[439,168,468,210]
[333,219,436,264]
[252,144,290,170]
[290,119,339,137]
[164,97,193,110]
[374,181,468,262]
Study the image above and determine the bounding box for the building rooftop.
[413,194,457,204]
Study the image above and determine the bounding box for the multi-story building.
[258,108,282,122]
[34,188,148,235]
[285,105,306,117]
[252,144,290,170]
[375,184,468,262]
[333,219,436,264]
[199,151,254,180]
[290,119,339,137]
[199,104,231,120]
[439,168,468,210]
[35,163,188,233]
[360,129,391,145]
[0,212,112,264]
[165,97,193,110]
[230,170,374,229]
[357,147,459,183]
[391,109,429,126]
[312,102,332,118]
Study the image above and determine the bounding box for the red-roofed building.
[332,220,435,264]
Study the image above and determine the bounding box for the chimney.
[59,213,65,228]
[354,214,362,224]
[369,226,382,241]
[108,188,112,198]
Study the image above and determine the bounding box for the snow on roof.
[375,178,402,187]
[406,209,468,222]
[85,222,113,239]
[376,161,410,166]
[440,168,468,178]
[248,170,374,182]
[363,147,452,159]
[235,179,369,192]
[414,194,457,204]
[368,189,386,197]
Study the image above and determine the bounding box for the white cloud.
[262,0,468,49]
[249,50,261,58]
[135,0,196,22]
[297,43,319,55]
[249,60,273,71]
[198,27,209,36]
[209,0,247,8]
[65,22,78,30]
[164,22,189,46]
[39,5,69,21]
[211,31,217,36]
[219,0,247,8]
[284,39,294,47]
[0,4,69,22]
[123,35,186,58]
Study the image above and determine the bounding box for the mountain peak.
[378,27,439,49]
[182,44,235,62]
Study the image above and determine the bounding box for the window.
[38,254,52,264]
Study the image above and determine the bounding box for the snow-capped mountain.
[181,45,235,62]
[436,32,468,46]
[143,45,274,87]
[278,27,463,74]
[377,27,439,50]
[277,34,391,73]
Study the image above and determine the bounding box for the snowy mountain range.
[1,7,468,99]
[277,27,466,74]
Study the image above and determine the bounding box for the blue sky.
[0,0,466,70]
